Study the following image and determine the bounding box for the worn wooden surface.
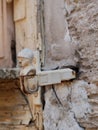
[0,78,35,130]
[0,0,15,67]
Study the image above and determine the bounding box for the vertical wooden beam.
[3,0,7,58]
[0,0,4,57]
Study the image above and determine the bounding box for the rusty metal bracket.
[17,48,76,130]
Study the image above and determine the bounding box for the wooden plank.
[14,0,26,21]
[0,81,32,125]
[2,0,7,58]
[0,0,4,57]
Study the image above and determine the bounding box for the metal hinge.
[17,48,76,130]
[18,50,76,94]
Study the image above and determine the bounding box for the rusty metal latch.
[17,48,76,130]
[18,48,76,94]
[20,68,76,94]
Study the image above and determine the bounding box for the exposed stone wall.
[43,0,98,130]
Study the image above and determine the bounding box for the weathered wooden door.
[14,0,44,129]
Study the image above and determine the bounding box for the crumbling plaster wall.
[44,0,77,68]
[43,0,98,130]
